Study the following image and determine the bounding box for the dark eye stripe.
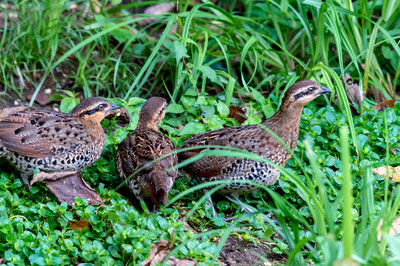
[79,104,107,117]
[294,87,317,100]
[294,91,308,100]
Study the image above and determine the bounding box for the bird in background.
[179,80,331,218]
[115,97,178,212]
[0,97,120,187]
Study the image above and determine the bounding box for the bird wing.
[116,130,178,180]
[179,124,273,179]
[0,111,87,158]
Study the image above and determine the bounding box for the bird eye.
[98,103,107,110]
[308,87,316,93]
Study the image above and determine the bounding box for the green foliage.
[0,173,218,265]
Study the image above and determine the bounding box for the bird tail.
[148,170,169,209]
[0,140,6,157]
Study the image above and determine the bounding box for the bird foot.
[30,171,77,185]
[225,196,277,224]
[205,194,237,225]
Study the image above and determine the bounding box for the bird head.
[281,80,331,110]
[71,97,120,124]
[137,97,168,131]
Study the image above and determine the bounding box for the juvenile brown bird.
[115,97,178,211]
[0,97,120,187]
[179,80,331,216]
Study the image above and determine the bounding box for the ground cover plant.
[0,0,400,265]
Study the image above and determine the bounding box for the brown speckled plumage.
[179,80,331,197]
[115,97,177,211]
[0,97,120,186]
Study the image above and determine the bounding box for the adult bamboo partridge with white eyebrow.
[179,80,331,216]
[115,97,178,212]
[0,97,120,187]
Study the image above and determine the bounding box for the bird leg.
[30,171,77,186]
[205,192,218,218]
[20,173,31,189]
[225,195,257,213]
[225,195,275,223]
[205,191,235,223]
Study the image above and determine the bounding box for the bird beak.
[107,103,121,116]
[319,86,331,95]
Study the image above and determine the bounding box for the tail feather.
[0,140,6,157]
[148,170,169,209]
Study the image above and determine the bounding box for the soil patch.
[219,235,286,265]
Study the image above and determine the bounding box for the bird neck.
[75,113,104,125]
[263,104,304,150]
[136,120,158,131]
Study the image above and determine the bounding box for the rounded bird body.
[0,97,120,186]
[179,80,331,197]
[115,97,177,211]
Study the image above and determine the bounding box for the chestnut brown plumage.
[0,97,120,187]
[179,80,331,215]
[115,97,177,211]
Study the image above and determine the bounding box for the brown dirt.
[219,235,286,265]
[0,66,75,110]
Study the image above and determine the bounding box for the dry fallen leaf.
[138,3,175,26]
[43,171,104,206]
[340,73,363,115]
[228,106,247,124]
[140,240,198,266]
[390,148,398,155]
[0,106,31,119]
[372,166,400,182]
[372,100,398,112]
[69,220,91,231]
[26,91,59,106]
[377,217,400,241]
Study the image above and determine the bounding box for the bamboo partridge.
[0,97,120,187]
[115,97,178,211]
[179,80,331,216]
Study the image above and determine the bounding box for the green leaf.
[46,93,64,102]
[205,116,225,130]
[29,254,45,266]
[179,122,206,135]
[325,111,336,123]
[211,217,226,227]
[60,90,76,98]
[64,239,73,249]
[46,202,58,213]
[200,65,217,83]
[174,40,187,63]
[311,125,322,135]
[196,96,208,106]
[251,88,265,103]
[217,101,229,118]
[122,244,134,254]
[111,0,122,5]
[166,104,185,114]
[244,116,261,125]
[201,105,215,119]
[157,216,168,230]
[216,201,230,211]
[382,46,392,59]
[127,97,146,106]
[60,97,80,113]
